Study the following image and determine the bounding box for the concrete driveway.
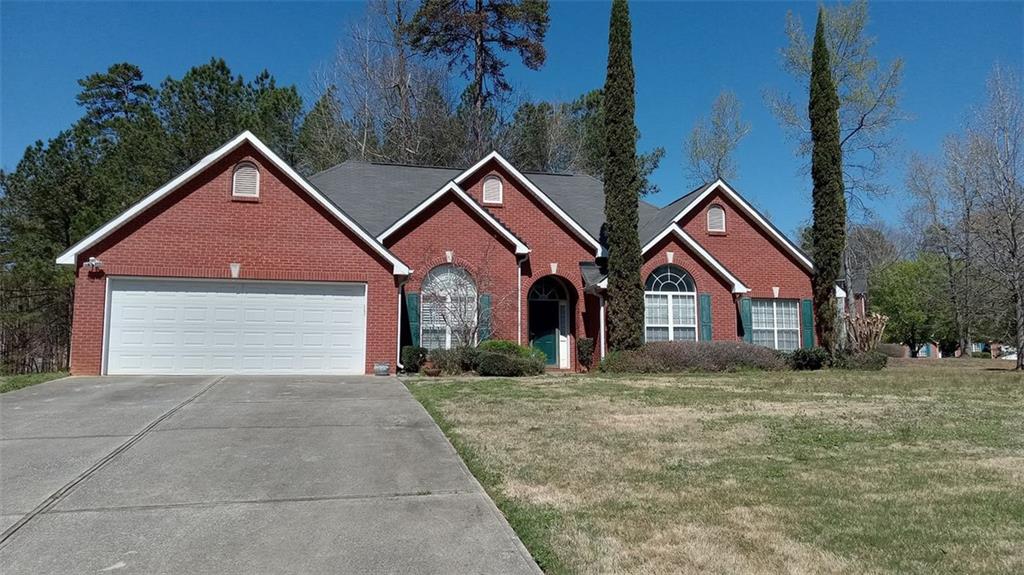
[0,375,540,574]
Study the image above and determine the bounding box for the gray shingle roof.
[308,160,670,242]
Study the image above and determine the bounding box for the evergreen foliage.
[808,10,847,352]
[602,0,644,351]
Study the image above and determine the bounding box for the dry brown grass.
[407,360,1024,574]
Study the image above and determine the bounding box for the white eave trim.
[671,179,814,271]
[376,181,530,255]
[55,131,411,276]
[641,224,750,294]
[454,151,604,257]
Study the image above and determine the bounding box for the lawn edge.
[404,380,569,575]
[0,372,70,394]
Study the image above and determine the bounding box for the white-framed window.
[482,176,503,204]
[707,205,725,232]
[421,265,477,350]
[232,161,260,198]
[644,265,698,342]
[752,299,800,351]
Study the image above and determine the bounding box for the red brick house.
[57,132,821,375]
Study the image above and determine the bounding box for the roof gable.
[453,152,604,256]
[660,180,813,271]
[56,132,410,275]
[377,181,529,255]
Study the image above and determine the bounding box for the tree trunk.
[1016,288,1024,370]
[472,0,486,157]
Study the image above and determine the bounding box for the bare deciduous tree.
[765,0,905,213]
[685,90,750,185]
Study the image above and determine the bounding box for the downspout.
[599,295,606,359]
[396,276,408,372]
[517,257,524,345]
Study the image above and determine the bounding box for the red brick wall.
[389,160,601,370]
[642,235,739,340]
[384,194,521,343]
[678,188,812,301]
[70,142,400,375]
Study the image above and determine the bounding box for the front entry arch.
[528,276,571,368]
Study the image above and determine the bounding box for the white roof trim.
[641,224,750,294]
[671,180,814,271]
[376,181,530,255]
[56,131,411,275]
[454,151,604,257]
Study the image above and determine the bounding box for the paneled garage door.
[105,278,367,375]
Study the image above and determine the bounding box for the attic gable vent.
[482,176,503,204]
[232,161,260,198]
[707,205,725,233]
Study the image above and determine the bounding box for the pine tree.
[406,0,550,157]
[603,0,644,351]
[808,9,847,352]
[297,86,350,175]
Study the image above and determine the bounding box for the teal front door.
[529,300,559,365]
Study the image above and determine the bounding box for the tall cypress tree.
[808,9,847,352]
[603,0,644,351]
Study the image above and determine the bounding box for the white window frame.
[752,299,800,351]
[643,266,699,343]
[232,161,260,198]
[420,265,477,350]
[707,205,726,233]
[482,175,503,205]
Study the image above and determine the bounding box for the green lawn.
[0,372,67,394]
[406,359,1024,574]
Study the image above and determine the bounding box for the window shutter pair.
[800,299,814,349]
[406,291,492,345]
[699,293,712,341]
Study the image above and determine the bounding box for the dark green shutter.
[478,294,492,341]
[406,292,420,347]
[740,297,752,343]
[801,299,814,349]
[699,293,713,341]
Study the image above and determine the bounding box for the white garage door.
[105,278,367,375]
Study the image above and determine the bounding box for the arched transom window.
[644,265,698,342]
[421,265,477,350]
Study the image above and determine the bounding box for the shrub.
[971,351,990,359]
[831,350,888,371]
[788,347,829,371]
[427,348,464,375]
[477,339,547,364]
[876,343,905,358]
[478,339,524,356]
[476,350,545,377]
[600,341,787,373]
[576,337,595,370]
[460,346,482,372]
[400,346,427,373]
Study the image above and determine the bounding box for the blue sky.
[2,1,1021,236]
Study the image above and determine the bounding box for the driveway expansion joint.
[0,376,224,547]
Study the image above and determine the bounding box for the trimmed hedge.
[478,339,547,363]
[600,341,787,373]
[401,346,427,373]
[427,348,464,375]
[787,347,829,371]
[476,350,545,377]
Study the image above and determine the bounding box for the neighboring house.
[57,132,823,376]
